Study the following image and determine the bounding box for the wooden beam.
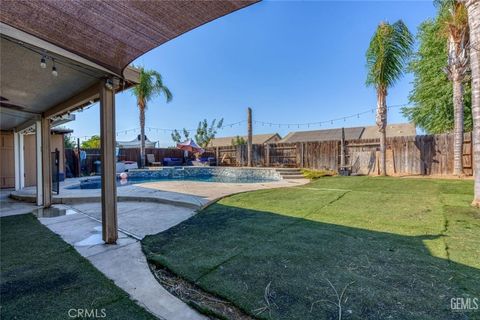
[99,80,118,244]
[123,66,140,85]
[43,82,101,119]
[41,117,52,207]
[15,118,40,133]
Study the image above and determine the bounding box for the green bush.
[301,169,336,179]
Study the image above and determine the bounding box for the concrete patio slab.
[0,189,39,217]
[70,202,195,239]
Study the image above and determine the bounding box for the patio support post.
[35,121,43,205]
[14,132,20,190]
[14,131,25,190]
[41,117,52,207]
[247,107,252,167]
[99,79,118,244]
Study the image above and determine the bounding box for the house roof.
[279,123,416,143]
[209,133,281,147]
[279,127,364,143]
[0,1,258,76]
[360,123,416,139]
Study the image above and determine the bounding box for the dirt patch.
[148,263,253,320]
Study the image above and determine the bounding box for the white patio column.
[99,79,118,244]
[19,132,24,189]
[14,131,19,190]
[13,131,25,190]
[35,120,43,205]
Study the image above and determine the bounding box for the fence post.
[247,107,253,167]
[266,144,270,167]
[300,143,304,168]
[216,146,219,166]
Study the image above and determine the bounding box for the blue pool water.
[66,175,277,189]
[66,167,282,189]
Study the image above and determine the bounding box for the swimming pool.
[66,167,282,189]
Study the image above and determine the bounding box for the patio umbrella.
[176,139,205,154]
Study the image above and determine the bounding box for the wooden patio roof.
[0,0,258,76]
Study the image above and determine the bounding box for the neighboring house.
[279,127,364,143]
[117,134,156,149]
[208,133,281,147]
[360,123,416,139]
[279,123,416,144]
[0,127,73,188]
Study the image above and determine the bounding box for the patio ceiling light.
[40,56,46,68]
[105,79,113,90]
[51,59,57,77]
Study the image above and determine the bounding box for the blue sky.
[69,1,437,147]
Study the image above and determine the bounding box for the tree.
[81,135,100,149]
[195,118,224,148]
[366,20,413,175]
[64,134,76,149]
[171,128,190,144]
[403,19,472,133]
[132,67,172,167]
[171,119,223,147]
[232,135,247,146]
[464,0,480,205]
[439,0,470,175]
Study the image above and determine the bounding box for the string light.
[74,104,409,142]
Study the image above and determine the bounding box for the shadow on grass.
[143,203,480,320]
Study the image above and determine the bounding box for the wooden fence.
[205,132,473,176]
[64,133,472,177]
[65,147,187,176]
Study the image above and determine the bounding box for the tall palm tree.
[439,0,470,176]
[464,0,480,205]
[366,20,414,175]
[132,67,172,167]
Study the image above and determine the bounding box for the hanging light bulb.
[40,56,47,69]
[51,59,58,77]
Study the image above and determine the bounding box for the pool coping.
[10,193,201,210]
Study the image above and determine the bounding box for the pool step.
[275,168,304,179]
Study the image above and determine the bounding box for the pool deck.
[10,176,308,208]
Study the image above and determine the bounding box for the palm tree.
[366,20,414,175]
[439,0,469,176]
[132,67,172,167]
[463,0,480,205]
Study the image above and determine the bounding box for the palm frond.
[366,20,414,90]
[131,67,173,108]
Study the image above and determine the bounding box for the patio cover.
[177,139,205,154]
[0,0,258,76]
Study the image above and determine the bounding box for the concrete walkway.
[37,203,206,320]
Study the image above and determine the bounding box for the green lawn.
[1,214,156,320]
[143,176,480,320]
